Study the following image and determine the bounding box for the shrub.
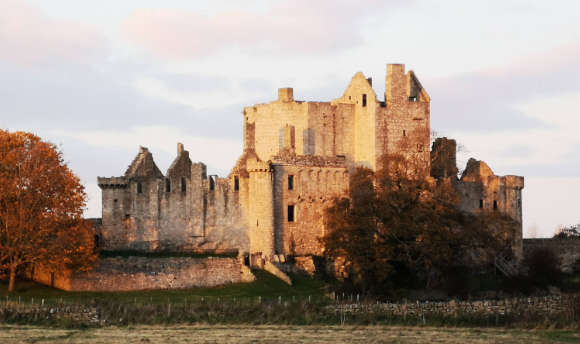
[524,247,562,287]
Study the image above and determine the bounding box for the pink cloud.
[123,0,401,59]
[0,0,108,65]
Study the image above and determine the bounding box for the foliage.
[553,224,580,239]
[0,130,97,292]
[523,247,562,287]
[322,153,518,295]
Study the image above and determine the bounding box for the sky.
[0,0,578,237]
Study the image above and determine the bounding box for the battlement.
[272,154,347,168]
[97,177,128,189]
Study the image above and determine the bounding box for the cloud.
[50,125,242,175]
[133,75,274,110]
[428,43,580,132]
[0,0,108,65]
[122,0,403,59]
[448,90,580,177]
[523,177,580,238]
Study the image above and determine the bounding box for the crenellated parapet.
[97,177,128,189]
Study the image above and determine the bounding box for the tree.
[0,130,97,292]
[553,224,580,239]
[322,153,517,294]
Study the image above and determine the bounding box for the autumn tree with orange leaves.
[0,130,97,292]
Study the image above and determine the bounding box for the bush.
[524,247,562,286]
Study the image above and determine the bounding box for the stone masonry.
[33,257,253,292]
[97,64,523,261]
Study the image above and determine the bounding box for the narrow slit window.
[288,175,294,190]
[362,94,367,107]
[234,176,239,191]
[181,177,186,192]
[493,200,498,210]
[209,176,215,191]
[165,178,171,193]
[403,130,406,137]
[479,199,483,208]
[287,205,295,222]
[137,182,142,194]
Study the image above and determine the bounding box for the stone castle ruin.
[97,64,524,262]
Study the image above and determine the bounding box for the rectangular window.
[165,178,171,193]
[288,175,294,190]
[234,176,239,191]
[287,205,295,222]
[479,199,483,208]
[137,182,142,194]
[403,130,406,137]
[209,176,215,191]
[181,177,186,192]
[362,94,367,107]
[493,200,498,210]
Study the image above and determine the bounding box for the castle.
[96,64,524,261]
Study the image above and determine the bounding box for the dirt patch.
[1,325,579,344]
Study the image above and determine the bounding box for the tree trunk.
[8,265,16,292]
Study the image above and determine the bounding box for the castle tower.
[247,158,275,258]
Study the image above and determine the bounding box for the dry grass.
[1,325,579,344]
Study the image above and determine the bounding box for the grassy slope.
[0,270,330,304]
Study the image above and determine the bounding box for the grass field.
[0,325,579,343]
[0,270,330,304]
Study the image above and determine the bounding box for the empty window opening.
[479,199,484,208]
[165,178,171,193]
[287,205,295,222]
[209,176,215,191]
[493,200,498,210]
[137,182,142,194]
[288,175,294,190]
[403,130,406,137]
[181,177,186,192]
[409,96,418,102]
[348,95,351,100]
[362,94,367,107]
[124,214,130,220]
[113,199,118,203]
[234,176,240,191]
[94,235,100,249]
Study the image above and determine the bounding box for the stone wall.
[330,294,579,319]
[98,146,249,253]
[33,257,253,292]
[524,239,580,273]
[272,155,349,255]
